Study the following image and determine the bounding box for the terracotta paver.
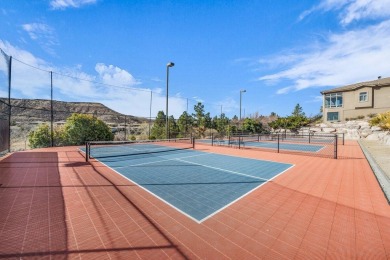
[0,141,389,259]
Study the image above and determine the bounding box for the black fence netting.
[202,133,339,159]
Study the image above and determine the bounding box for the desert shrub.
[367,113,377,118]
[357,115,365,119]
[369,111,390,130]
[63,113,114,145]
[28,124,51,148]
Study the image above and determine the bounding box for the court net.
[208,133,338,159]
[85,138,195,161]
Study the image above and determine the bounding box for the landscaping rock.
[371,126,382,131]
[366,133,380,141]
[322,127,336,133]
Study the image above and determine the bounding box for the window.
[359,92,368,102]
[327,112,339,121]
[325,93,343,108]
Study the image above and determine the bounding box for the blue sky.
[1,0,390,119]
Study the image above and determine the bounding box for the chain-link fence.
[1,48,243,151]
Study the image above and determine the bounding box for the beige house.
[321,77,390,123]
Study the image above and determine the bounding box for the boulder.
[337,128,347,134]
[310,127,322,133]
[358,121,370,128]
[366,133,380,141]
[331,123,344,129]
[345,129,361,140]
[378,131,390,140]
[360,128,372,138]
[383,135,390,145]
[322,127,336,133]
[371,126,382,131]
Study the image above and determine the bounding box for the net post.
[277,134,280,153]
[342,133,345,145]
[334,134,338,159]
[211,133,214,146]
[238,136,241,149]
[309,133,311,143]
[85,142,89,162]
[192,137,195,149]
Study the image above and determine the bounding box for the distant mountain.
[1,98,145,125]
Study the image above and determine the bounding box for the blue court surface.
[199,139,324,152]
[86,145,293,223]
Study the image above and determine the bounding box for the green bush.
[63,113,114,145]
[370,111,390,130]
[28,124,51,148]
[28,114,114,148]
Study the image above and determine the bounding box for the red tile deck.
[0,141,389,259]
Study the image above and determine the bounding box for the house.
[321,77,390,122]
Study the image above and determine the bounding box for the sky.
[1,0,390,119]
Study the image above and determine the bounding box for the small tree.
[28,124,51,148]
[242,118,263,133]
[151,111,166,139]
[63,113,113,145]
[292,103,305,117]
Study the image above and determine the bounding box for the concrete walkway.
[359,139,390,203]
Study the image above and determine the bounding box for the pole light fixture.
[166,62,174,139]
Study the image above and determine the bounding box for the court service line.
[113,152,209,169]
[198,163,295,222]
[175,158,269,182]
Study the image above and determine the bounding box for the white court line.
[90,148,295,223]
[175,158,269,182]
[199,163,294,222]
[113,152,208,169]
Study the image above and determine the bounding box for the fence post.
[85,142,89,162]
[334,134,338,159]
[342,133,345,145]
[50,71,54,147]
[8,56,12,152]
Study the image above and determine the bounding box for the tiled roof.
[321,77,390,94]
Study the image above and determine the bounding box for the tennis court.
[83,140,293,222]
[199,138,324,152]
[1,141,390,259]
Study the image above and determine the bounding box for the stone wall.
[301,120,390,145]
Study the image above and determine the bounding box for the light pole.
[239,89,246,121]
[166,62,174,139]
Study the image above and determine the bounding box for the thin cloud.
[258,20,390,94]
[22,23,58,55]
[300,0,390,25]
[50,0,97,10]
[0,41,187,118]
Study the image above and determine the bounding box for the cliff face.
[1,98,143,124]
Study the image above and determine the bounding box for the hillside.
[1,98,144,124]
